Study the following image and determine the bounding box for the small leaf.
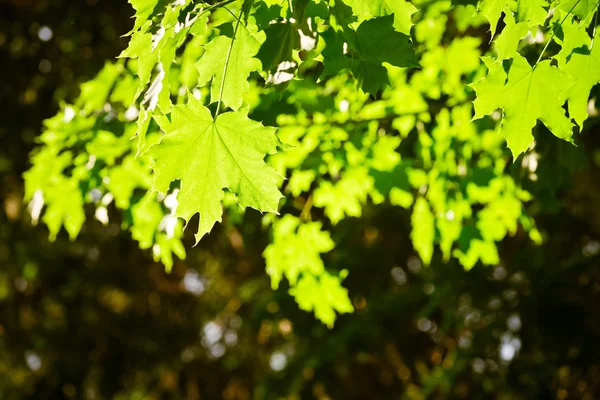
[411,197,435,265]
[43,178,85,241]
[77,63,120,114]
[128,0,159,33]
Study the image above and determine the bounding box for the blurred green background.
[1,0,600,399]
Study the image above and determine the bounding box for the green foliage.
[23,62,186,271]
[23,0,600,325]
[263,215,353,326]
[321,15,419,93]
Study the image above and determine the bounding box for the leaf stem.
[535,0,583,66]
[215,9,243,116]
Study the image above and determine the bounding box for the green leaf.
[291,273,354,327]
[130,193,185,271]
[411,197,435,265]
[494,12,528,59]
[263,215,353,326]
[136,106,152,155]
[554,13,591,66]
[121,4,203,110]
[128,0,158,33]
[118,31,158,98]
[478,0,509,37]
[560,39,600,128]
[149,95,283,242]
[558,0,594,20]
[313,167,374,224]
[197,25,263,110]
[453,238,499,270]
[106,155,153,209]
[131,193,163,249]
[109,73,139,107]
[321,15,419,94]
[77,63,120,114]
[478,0,548,37]
[513,0,548,27]
[264,215,334,288]
[43,178,85,241]
[342,0,418,35]
[256,22,300,74]
[471,54,574,158]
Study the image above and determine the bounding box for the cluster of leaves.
[24,62,186,270]
[24,0,600,325]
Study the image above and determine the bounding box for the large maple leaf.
[472,54,574,158]
[149,96,283,242]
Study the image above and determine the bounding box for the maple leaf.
[411,197,435,265]
[321,15,419,94]
[128,0,158,33]
[554,18,600,128]
[313,167,374,224]
[478,0,510,37]
[479,0,547,38]
[107,155,153,209]
[494,12,528,59]
[513,0,548,27]
[77,63,120,114]
[559,0,594,20]
[472,54,574,158]
[118,31,158,98]
[43,178,85,241]
[561,39,600,128]
[148,95,283,242]
[197,25,263,111]
[130,193,186,270]
[122,4,204,112]
[342,0,418,35]
[256,22,299,73]
[263,215,353,326]
[554,13,591,66]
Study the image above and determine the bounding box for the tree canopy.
[1,0,600,398]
